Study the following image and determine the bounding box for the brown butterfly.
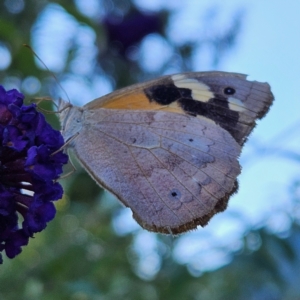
[58,71,274,234]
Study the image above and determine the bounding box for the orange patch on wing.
[86,90,185,114]
[102,92,161,110]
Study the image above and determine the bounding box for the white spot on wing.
[228,97,246,112]
[172,75,214,103]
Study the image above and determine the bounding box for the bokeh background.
[1,0,300,299]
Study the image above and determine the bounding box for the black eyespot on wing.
[224,87,236,95]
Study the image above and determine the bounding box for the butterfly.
[58,71,274,234]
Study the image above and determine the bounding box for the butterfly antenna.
[23,44,71,104]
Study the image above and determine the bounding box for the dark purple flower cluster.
[0,85,68,263]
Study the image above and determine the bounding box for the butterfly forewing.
[85,71,273,145]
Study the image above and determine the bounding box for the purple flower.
[0,85,68,263]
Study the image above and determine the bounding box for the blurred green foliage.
[1,1,300,299]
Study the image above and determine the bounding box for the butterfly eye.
[224,87,236,95]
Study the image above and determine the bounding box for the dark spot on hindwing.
[169,189,181,201]
[144,82,240,143]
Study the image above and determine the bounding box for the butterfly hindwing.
[72,109,241,234]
